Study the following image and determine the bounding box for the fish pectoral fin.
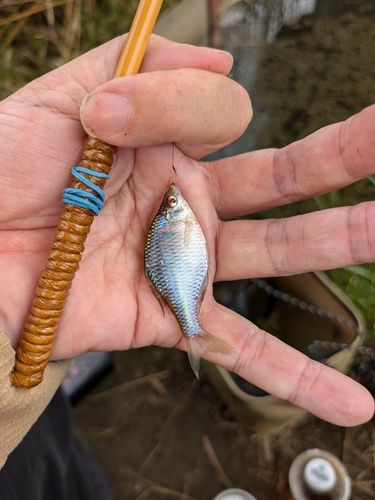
[183,219,193,246]
[145,270,166,317]
[155,293,166,317]
[185,330,232,379]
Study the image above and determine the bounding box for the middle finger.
[215,202,375,281]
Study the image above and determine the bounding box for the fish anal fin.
[145,269,165,317]
[185,330,232,379]
[197,274,208,315]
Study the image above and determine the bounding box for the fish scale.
[145,183,232,378]
[146,215,207,335]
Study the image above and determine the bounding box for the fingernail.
[80,91,131,138]
[205,47,233,59]
[205,47,229,55]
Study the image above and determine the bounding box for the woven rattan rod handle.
[10,0,164,388]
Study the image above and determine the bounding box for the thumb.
[80,68,252,159]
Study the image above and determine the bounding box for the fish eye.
[167,195,177,208]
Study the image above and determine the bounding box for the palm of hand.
[1,37,243,361]
[0,86,215,360]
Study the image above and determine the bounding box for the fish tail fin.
[186,330,232,379]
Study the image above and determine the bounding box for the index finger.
[208,104,375,219]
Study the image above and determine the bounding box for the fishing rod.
[10,0,164,389]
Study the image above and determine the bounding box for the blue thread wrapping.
[62,166,110,215]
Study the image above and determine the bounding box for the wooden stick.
[10,0,164,388]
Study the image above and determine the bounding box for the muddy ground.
[73,3,375,499]
[73,347,374,500]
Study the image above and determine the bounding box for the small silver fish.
[145,183,231,377]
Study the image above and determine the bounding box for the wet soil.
[73,3,375,499]
[219,4,375,220]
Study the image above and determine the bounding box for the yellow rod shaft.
[113,0,164,78]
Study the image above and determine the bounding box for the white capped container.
[289,449,351,500]
[213,488,257,500]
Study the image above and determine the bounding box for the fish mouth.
[168,183,179,193]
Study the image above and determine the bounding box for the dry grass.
[0,0,180,99]
[2,1,80,95]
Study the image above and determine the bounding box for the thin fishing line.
[172,142,177,177]
[62,166,110,215]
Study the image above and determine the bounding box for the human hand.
[0,35,373,426]
[0,35,248,361]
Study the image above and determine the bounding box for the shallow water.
[215,0,375,162]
